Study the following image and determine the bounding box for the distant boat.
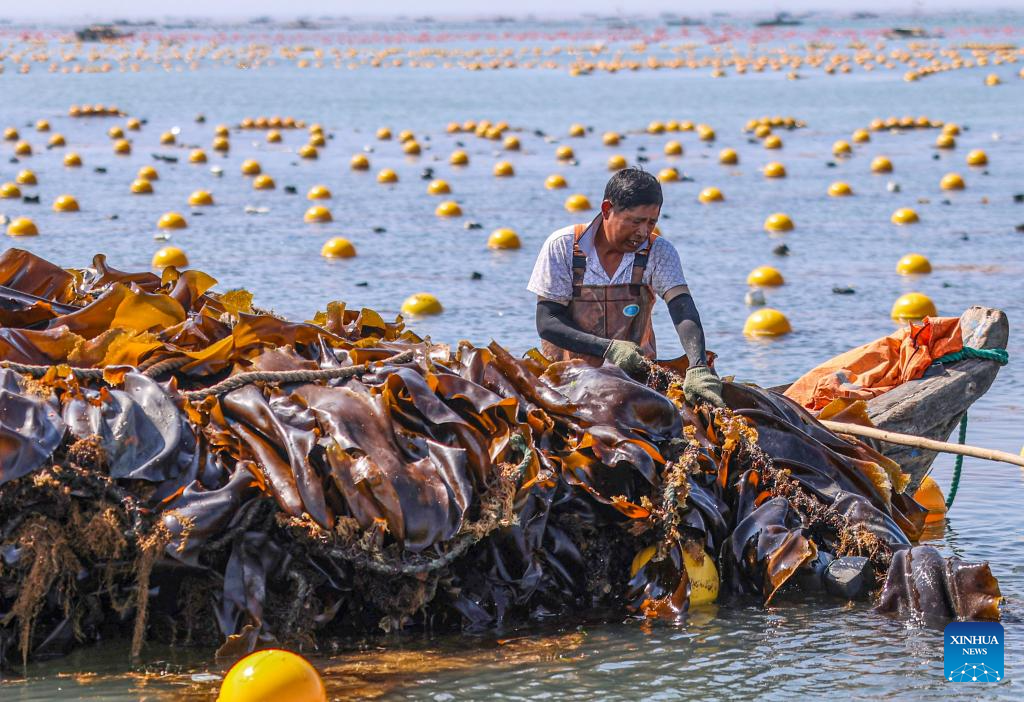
[851,11,880,19]
[884,27,942,39]
[665,16,705,27]
[755,13,803,27]
[74,24,132,42]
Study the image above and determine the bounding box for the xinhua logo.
[944,621,1005,682]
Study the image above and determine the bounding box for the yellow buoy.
[298,144,318,159]
[935,133,956,149]
[215,124,230,138]
[568,123,585,137]
[253,174,276,190]
[565,194,592,212]
[743,308,792,337]
[52,194,79,212]
[940,172,965,191]
[942,123,961,136]
[158,212,187,229]
[320,237,357,259]
[697,126,716,141]
[764,213,794,232]
[698,186,724,203]
[607,154,627,171]
[870,155,893,173]
[48,133,66,147]
[718,148,738,165]
[241,159,261,176]
[763,134,783,150]
[138,166,159,181]
[402,140,421,156]
[189,148,207,163]
[304,205,333,223]
[189,190,214,206]
[682,548,719,606]
[158,131,175,145]
[851,129,871,143]
[14,141,33,156]
[912,475,947,523]
[746,266,785,286]
[890,208,919,225]
[966,149,988,167]
[832,140,852,156]
[891,292,937,321]
[828,181,853,197]
[401,293,443,316]
[657,167,679,183]
[307,185,332,200]
[216,649,327,702]
[398,129,415,143]
[212,136,230,152]
[112,139,131,155]
[107,125,124,139]
[647,121,665,134]
[545,174,568,190]
[3,127,18,141]
[266,130,282,143]
[152,246,188,269]
[427,179,451,195]
[130,178,153,194]
[308,132,325,148]
[754,124,772,139]
[449,150,469,166]
[488,228,521,250]
[16,169,37,185]
[377,168,398,183]
[350,154,370,171]
[555,145,574,161]
[762,161,786,178]
[602,131,620,146]
[126,118,141,130]
[503,135,520,151]
[35,119,50,132]
[493,160,515,177]
[435,200,462,217]
[664,140,683,156]
[7,217,39,236]
[63,152,82,167]
[985,73,1001,86]
[376,127,392,140]
[0,182,21,199]
[896,253,932,275]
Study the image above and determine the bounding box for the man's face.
[600,201,661,253]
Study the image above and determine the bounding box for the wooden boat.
[777,306,1009,491]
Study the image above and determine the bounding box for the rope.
[0,361,104,379]
[181,349,415,400]
[933,346,1009,366]
[945,413,969,509]
[141,356,192,378]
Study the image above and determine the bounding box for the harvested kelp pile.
[0,249,1002,667]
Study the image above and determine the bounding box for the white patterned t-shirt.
[527,216,688,304]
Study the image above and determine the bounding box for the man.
[527,167,725,408]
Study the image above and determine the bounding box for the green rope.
[945,413,969,509]
[933,347,1009,366]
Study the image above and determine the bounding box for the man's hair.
[603,168,663,210]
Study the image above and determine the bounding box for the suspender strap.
[571,223,587,299]
[628,232,657,295]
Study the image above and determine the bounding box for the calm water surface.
[1,12,1022,700]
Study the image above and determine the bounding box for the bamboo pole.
[820,420,1024,469]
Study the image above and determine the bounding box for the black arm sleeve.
[536,300,611,358]
[667,293,709,367]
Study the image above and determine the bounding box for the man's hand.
[604,340,647,377]
[684,366,726,408]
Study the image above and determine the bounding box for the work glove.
[604,340,647,377]
[683,365,726,408]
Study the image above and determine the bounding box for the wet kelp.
[0,249,1001,666]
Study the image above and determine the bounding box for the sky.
[0,0,1012,20]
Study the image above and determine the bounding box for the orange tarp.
[784,317,964,411]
